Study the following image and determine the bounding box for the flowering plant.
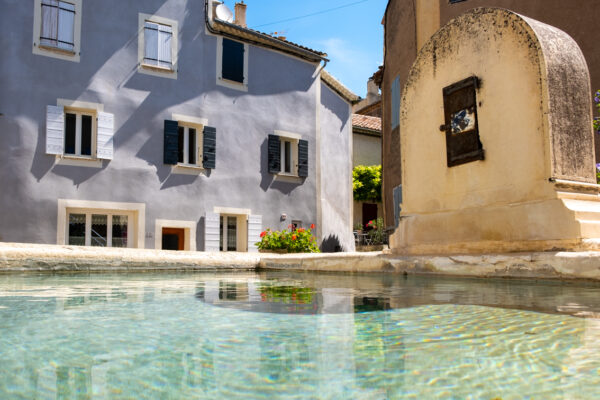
[257,223,320,253]
[366,217,385,244]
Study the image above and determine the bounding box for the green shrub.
[353,165,382,202]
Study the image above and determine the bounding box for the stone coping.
[2,243,600,281]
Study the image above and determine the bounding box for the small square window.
[33,0,81,62]
[138,13,178,79]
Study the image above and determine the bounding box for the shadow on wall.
[321,234,343,253]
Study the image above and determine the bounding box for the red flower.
[298,228,305,233]
[260,231,266,238]
[292,234,297,241]
[310,224,315,229]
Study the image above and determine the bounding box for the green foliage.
[256,225,320,253]
[353,165,382,202]
[258,285,314,304]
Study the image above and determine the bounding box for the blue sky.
[222,0,388,98]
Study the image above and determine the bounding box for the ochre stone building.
[380,0,600,230]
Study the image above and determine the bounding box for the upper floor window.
[138,13,178,79]
[217,37,248,91]
[33,0,82,62]
[268,131,308,178]
[45,100,114,164]
[40,0,75,51]
[163,116,217,170]
[144,22,172,69]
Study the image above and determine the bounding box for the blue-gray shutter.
[268,134,280,174]
[164,120,179,165]
[297,139,308,177]
[391,76,400,129]
[202,126,216,169]
[222,38,244,83]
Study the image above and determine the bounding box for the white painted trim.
[316,71,323,243]
[54,156,103,168]
[274,130,302,140]
[57,99,104,111]
[32,0,82,62]
[274,174,303,183]
[216,36,249,92]
[154,219,197,251]
[213,206,251,215]
[138,13,178,79]
[57,199,145,248]
[171,113,208,127]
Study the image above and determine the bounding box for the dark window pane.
[222,38,244,83]
[112,215,128,248]
[227,216,237,251]
[64,113,76,154]
[177,126,184,163]
[189,128,196,165]
[284,141,291,173]
[68,213,85,245]
[219,216,224,251]
[91,214,107,247]
[81,114,92,156]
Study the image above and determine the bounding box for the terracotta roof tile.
[352,114,381,132]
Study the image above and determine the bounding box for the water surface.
[1,271,599,399]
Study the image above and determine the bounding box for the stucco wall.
[352,133,381,167]
[393,8,598,254]
[320,83,354,252]
[381,0,600,231]
[0,0,351,250]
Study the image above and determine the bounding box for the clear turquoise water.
[1,271,600,399]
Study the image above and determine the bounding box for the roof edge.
[321,70,360,103]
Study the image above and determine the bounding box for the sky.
[221,0,388,98]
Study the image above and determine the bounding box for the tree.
[353,165,382,202]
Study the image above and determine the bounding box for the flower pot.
[259,248,288,254]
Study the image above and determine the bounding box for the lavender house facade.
[0,0,356,252]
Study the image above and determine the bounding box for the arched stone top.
[402,7,594,184]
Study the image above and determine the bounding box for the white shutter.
[205,212,220,252]
[46,105,64,155]
[97,112,114,160]
[247,215,262,253]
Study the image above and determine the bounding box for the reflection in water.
[0,272,599,399]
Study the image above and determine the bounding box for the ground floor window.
[68,212,129,247]
[154,219,197,251]
[57,199,145,248]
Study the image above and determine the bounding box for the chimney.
[234,2,247,28]
[366,79,380,104]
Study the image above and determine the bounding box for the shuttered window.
[45,105,114,160]
[164,120,216,169]
[40,0,75,52]
[268,134,308,177]
[442,76,484,167]
[222,38,244,83]
[144,22,173,69]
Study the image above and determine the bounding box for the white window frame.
[275,130,301,177]
[138,13,178,79]
[57,199,146,248]
[63,109,96,158]
[216,36,249,92]
[32,0,82,62]
[154,219,197,251]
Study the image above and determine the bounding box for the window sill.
[38,44,76,56]
[172,163,205,175]
[55,155,103,168]
[274,173,303,183]
[217,77,248,92]
[141,63,175,73]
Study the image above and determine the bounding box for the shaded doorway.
[162,228,185,250]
